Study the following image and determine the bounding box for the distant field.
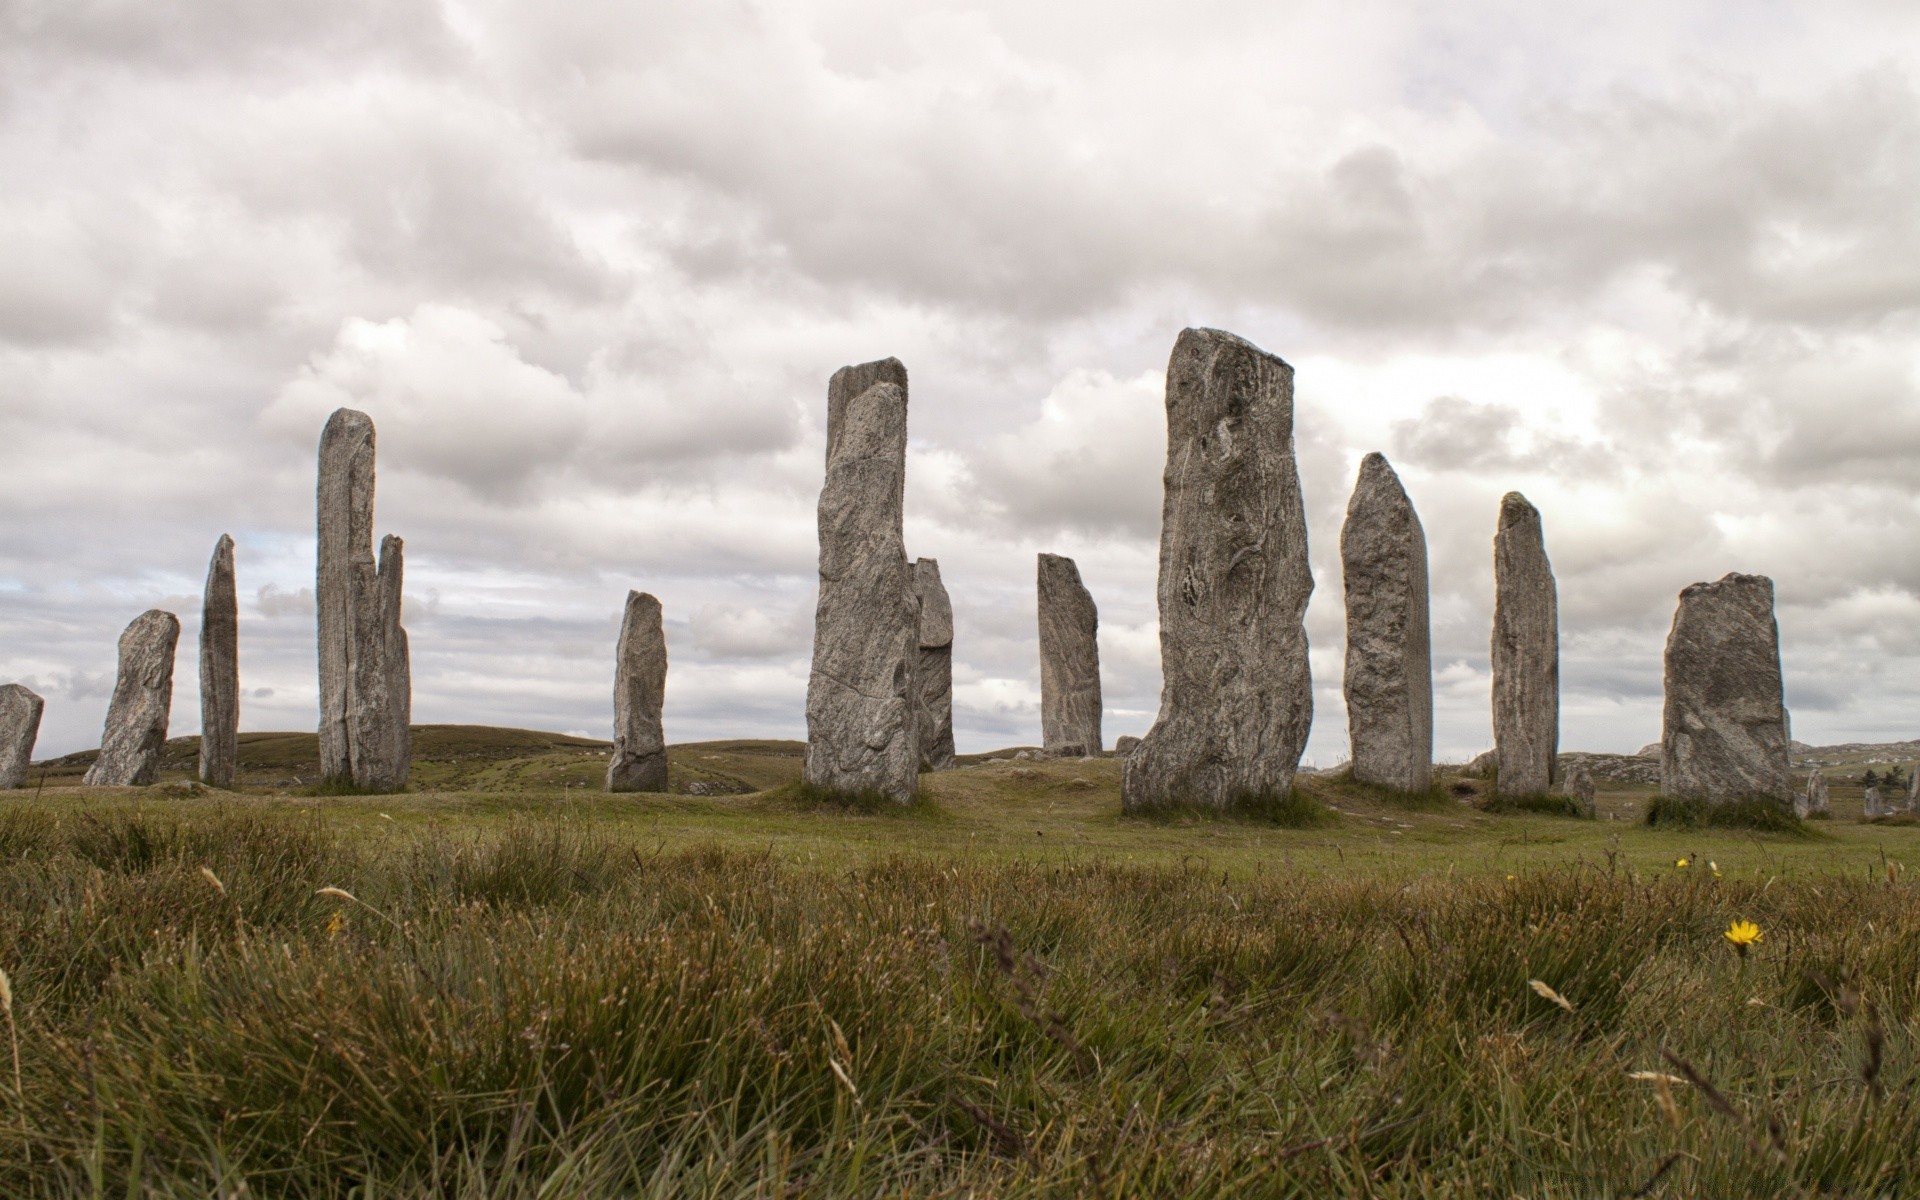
[3,728,1918,1194]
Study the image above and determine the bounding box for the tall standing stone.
[913,558,956,771]
[1037,553,1102,757]
[1659,572,1792,804]
[1491,492,1558,795]
[316,408,410,792]
[198,534,239,788]
[1798,771,1829,818]
[606,590,669,792]
[1864,786,1888,819]
[804,365,919,802]
[0,684,44,789]
[83,610,179,787]
[1340,453,1432,793]
[1122,328,1313,810]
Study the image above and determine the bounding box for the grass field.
[2,728,1918,1195]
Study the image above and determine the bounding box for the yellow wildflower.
[326,911,346,939]
[1723,919,1762,956]
[1676,857,1689,869]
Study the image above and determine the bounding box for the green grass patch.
[1476,791,1593,819]
[766,777,942,816]
[304,774,407,797]
[1645,794,1813,834]
[1317,769,1458,812]
[1126,787,1335,827]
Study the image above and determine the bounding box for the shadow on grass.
[764,779,945,818]
[1476,792,1593,820]
[1644,794,1814,836]
[1125,788,1335,828]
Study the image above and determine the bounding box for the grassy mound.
[1126,787,1335,827]
[1477,791,1594,819]
[1645,795,1812,835]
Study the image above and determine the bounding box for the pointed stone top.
[213,532,234,553]
[913,559,952,649]
[1499,491,1539,527]
[1353,451,1408,495]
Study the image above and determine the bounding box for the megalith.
[1798,771,1829,819]
[1113,734,1141,757]
[199,534,239,788]
[317,409,411,792]
[1122,328,1313,809]
[914,558,956,771]
[1865,786,1888,819]
[1037,553,1102,757]
[0,684,44,788]
[1491,492,1558,795]
[83,610,179,787]
[1340,453,1432,793]
[803,362,919,802]
[1658,573,1792,804]
[1564,766,1596,817]
[607,590,669,792]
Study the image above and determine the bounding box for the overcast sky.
[4,0,1920,763]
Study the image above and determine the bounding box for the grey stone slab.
[913,558,956,772]
[316,408,374,784]
[1340,453,1432,793]
[198,534,239,787]
[0,684,44,789]
[607,590,670,792]
[1659,572,1792,804]
[1491,492,1558,795]
[1037,553,1101,757]
[83,610,179,787]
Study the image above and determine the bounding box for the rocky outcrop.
[1037,553,1101,757]
[1659,573,1792,804]
[1123,328,1313,809]
[804,366,919,802]
[317,409,410,792]
[914,558,956,771]
[607,590,669,792]
[1340,453,1431,793]
[198,534,239,787]
[83,610,179,787]
[1491,493,1558,795]
[0,684,44,788]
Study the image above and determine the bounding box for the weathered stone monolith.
[804,366,919,802]
[1113,734,1141,757]
[913,558,956,771]
[607,590,669,792]
[1122,328,1313,809]
[317,409,410,792]
[83,610,179,787]
[1037,553,1102,757]
[1659,573,1792,804]
[0,684,44,788]
[1491,492,1558,795]
[198,534,239,787]
[1798,771,1829,818]
[1564,766,1596,817]
[1340,453,1432,793]
[1865,786,1888,819]
[1909,767,1919,812]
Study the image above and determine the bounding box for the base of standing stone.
[606,750,669,793]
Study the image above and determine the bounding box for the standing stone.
[1658,573,1792,804]
[0,684,44,788]
[1113,734,1141,757]
[1037,553,1102,757]
[198,534,239,788]
[1491,493,1558,795]
[1340,453,1432,793]
[1122,328,1313,810]
[83,610,180,787]
[1908,767,1919,812]
[804,365,919,802]
[913,558,956,771]
[1864,786,1888,819]
[606,590,669,792]
[1798,771,1829,818]
[1563,766,1596,817]
[317,409,410,792]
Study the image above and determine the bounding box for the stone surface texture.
[913,558,956,771]
[0,684,44,788]
[1865,786,1888,819]
[1123,328,1313,809]
[1798,771,1829,819]
[198,534,239,787]
[316,409,411,792]
[1113,735,1141,757]
[1339,452,1432,793]
[1491,492,1559,795]
[1037,553,1102,757]
[83,610,179,787]
[1659,572,1792,804]
[803,367,919,802]
[1564,766,1596,817]
[607,590,670,792]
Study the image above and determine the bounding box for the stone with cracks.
[1659,573,1792,804]
[913,558,956,771]
[1123,328,1313,809]
[1491,493,1559,795]
[804,369,919,803]
[1340,452,1432,793]
[606,590,669,792]
[1799,771,1829,819]
[83,610,179,787]
[0,684,44,789]
[1037,553,1102,757]
[198,534,239,787]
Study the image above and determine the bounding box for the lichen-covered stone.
[1113,735,1141,757]
[1340,453,1432,793]
[1123,328,1313,809]
[804,370,919,802]
[1659,573,1791,804]
[1491,493,1558,795]
[607,590,669,792]
[1037,553,1101,757]
[913,558,956,771]
[198,534,239,787]
[83,610,179,787]
[0,684,44,789]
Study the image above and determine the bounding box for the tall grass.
[0,806,1912,1195]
